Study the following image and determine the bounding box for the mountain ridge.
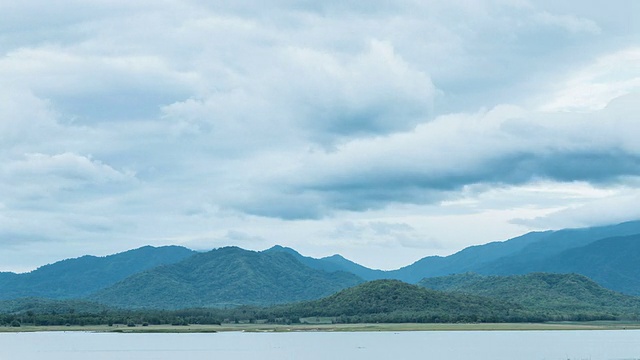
[2,220,640,307]
[0,245,196,300]
[90,246,364,309]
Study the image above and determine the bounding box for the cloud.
[0,47,197,121]
[1,0,638,271]
[224,92,640,218]
[282,40,435,139]
[0,89,60,147]
[541,47,640,111]
[170,229,267,252]
[511,185,640,229]
[328,221,441,250]
[0,152,136,239]
[162,39,435,146]
[532,12,601,34]
[5,152,132,183]
[1,152,135,205]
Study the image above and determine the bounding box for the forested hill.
[0,246,196,300]
[418,272,640,316]
[90,247,364,309]
[268,277,640,323]
[272,279,519,323]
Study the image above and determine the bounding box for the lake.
[1,330,639,360]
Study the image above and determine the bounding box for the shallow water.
[1,330,639,360]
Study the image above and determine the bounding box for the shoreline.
[2,321,640,333]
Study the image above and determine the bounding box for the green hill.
[418,273,640,318]
[270,279,521,323]
[90,247,364,309]
[0,246,196,299]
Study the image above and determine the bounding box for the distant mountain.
[390,220,640,283]
[521,234,640,296]
[269,220,640,286]
[418,272,640,315]
[475,221,640,275]
[264,245,388,281]
[0,246,196,300]
[90,247,364,309]
[386,231,549,283]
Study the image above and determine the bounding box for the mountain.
[264,245,388,280]
[418,272,640,316]
[0,272,18,288]
[474,221,640,275]
[0,245,196,300]
[390,220,640,283]
[318,254,389,280]
[90,246,364,309]
[2,220,640,306]
[264,220,640,287]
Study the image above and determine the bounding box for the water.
[1,330,639,360]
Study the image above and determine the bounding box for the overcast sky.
[1,0,639,272]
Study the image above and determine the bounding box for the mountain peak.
[263,245,302,256]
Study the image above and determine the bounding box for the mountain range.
[266,220,640,295]
[90,246,362,309]
[0,245,195,300]
[1,220,640,309]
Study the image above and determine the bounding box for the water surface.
[2,330,639,360]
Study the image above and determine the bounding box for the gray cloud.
[160,39,435,147]
[225,93,640,218]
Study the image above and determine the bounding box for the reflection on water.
[1,330,639,360]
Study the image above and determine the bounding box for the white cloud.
[541,48,640,111]
[5,152,132,184]
[511,183,640,229]
[532,11,601,34]
[0,89,60,147]
[0,46,198,121]
[162,39,435,146]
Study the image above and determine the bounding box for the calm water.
[1,330,639,360]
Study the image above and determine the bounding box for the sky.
[1,0,639,272]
